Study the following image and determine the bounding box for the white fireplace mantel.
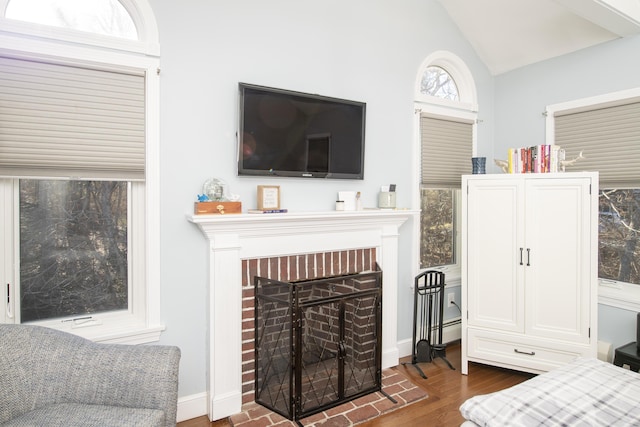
[188,209,417,421]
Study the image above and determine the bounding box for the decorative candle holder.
[472,157,486,174]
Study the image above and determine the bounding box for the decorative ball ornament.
[202,178,229,201]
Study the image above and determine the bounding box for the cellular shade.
[421,115,473,188]
[0,56,145,180]
[554,100,640,189]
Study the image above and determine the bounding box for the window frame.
[0,0,159,55]
[413,51,478,284]
[0,0,162,344]
[415,50,478,112]
[546,87,640,313]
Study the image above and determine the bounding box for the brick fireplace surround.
[189,210,416,422]
[241,248,378,404]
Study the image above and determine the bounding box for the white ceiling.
[437,0,640,75]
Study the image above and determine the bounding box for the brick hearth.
[230,367,427,427]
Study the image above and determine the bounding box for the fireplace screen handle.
[338,341,346,359]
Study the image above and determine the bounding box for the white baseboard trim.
[598,340,612,363]
[176,320,462,423]
[177,392,207,423]
[442,318,462,346]
[398,318,462,358]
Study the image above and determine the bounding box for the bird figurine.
[494,159,509,173]
[559,151,584,172]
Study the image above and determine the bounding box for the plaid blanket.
[460,357,640,426]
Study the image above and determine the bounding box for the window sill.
[599,280,640,312]
[86,325,166,344]
[422,266,461,282]
[29,317,166,344]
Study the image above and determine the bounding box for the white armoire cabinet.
[461,172,598,375]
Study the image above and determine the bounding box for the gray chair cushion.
[0,324,180,427]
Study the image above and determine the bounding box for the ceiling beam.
[554,0,640,36]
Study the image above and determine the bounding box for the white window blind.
[0,56,145,180]
[421,115,472,188]
[554,100,640,189]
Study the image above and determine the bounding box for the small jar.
[335,200,345,211]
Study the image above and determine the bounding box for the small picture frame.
[257,185,280,210]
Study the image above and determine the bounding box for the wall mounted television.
[238,83,366,179]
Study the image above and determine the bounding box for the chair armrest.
[3,325,181,427]
[65,342,181,426]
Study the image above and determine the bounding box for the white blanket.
[460,357,640,426]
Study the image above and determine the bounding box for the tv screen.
[238,83,366,179]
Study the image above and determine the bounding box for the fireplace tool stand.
[403,270,455,379]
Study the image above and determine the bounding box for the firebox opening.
[254,265,383,422]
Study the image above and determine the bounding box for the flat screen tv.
[238,83,366,179]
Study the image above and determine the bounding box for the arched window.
[415,50,477,108]
[420,66,459,101]
[415,51,477,279]
[6,0,137,39]
[0,0,162,344]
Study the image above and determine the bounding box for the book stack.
[507,145,565,174]
[248,208,288,214]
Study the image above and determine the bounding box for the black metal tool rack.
[404,270,455,379]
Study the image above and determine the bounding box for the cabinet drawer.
[467,328,591,373]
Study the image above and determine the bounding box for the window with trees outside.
[416,55,476,277]
[420,68,459,269]
[547,90,640,308]
[18,180,129,323]
[599,189,640,285]
[0,0,162,342]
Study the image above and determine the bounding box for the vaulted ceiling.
[437,0,640,75]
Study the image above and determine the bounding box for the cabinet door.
[524,177,592,344]
[466,179,525,333]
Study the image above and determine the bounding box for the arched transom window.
[5,0,137,39]
[420,66,459,101]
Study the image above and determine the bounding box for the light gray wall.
[493,35,640,162]
[149,0,492,397]
[600,304,638,351]
[493,35,640,351]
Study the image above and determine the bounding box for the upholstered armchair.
[0,324,180,426]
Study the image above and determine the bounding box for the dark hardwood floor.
[178,342,534,427]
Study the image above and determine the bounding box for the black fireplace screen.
[254,265,382,422]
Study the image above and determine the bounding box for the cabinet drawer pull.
[514,348,535,356]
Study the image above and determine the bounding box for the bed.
[459,357,640,426]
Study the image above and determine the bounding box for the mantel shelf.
[188,209,418,228]
[188,210,418,242]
